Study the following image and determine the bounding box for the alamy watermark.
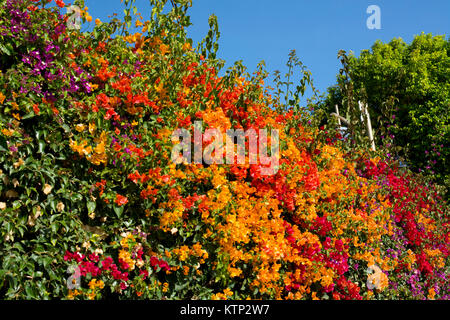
[367,5,381,30]
[366,264,383,290]
[66,5,82,30]
[171,121,280,176]
[66,265,81,289]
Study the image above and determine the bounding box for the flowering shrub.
[0,0,448,300]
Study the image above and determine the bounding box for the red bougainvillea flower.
[32,104,40,115]
[115,194,128,206]
[55,0,65,8]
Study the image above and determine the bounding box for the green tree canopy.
[325,33,449,189]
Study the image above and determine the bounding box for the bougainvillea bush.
[0,0,448,300]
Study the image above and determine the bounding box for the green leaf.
[174,282,188,291]
[61,124,70,133]
[22,112,35,120]
[87,200,96,214]
[49,199,57,212]
[114,205,124,217]
[51,223,58,233]
[0,135,7,152]
[25,284,37,298]
[38,140,45,154]
[0,43,11,55]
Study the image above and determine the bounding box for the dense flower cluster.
[361,159,449,298]
[64,231,172,299]
[0,0,447,300]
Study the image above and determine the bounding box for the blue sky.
[84,0,450,99]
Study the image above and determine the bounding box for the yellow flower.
[141,23,148,33]
[118,249,135,271]
[182,265,189,275]
[75,124,86,132]
[67,290,75,300]
[13,158,24,169]
[228,266,242,278]
[175,245,190,261]
[223,288,233,297]
[182,42,191,51]
[95,18,101,25]
[211,293,226,300]
[56,202,65,212]
[0,92,5,104]
[428,288,436,300]
[67,289,81,300]
[94,140,105,154]
[89,279,97,290]
[88,279,105,290]
[89,122,96,134]
[70,139,92,156]
[1,128,14,136]
[120,236,130,248]
[132,33,142,43]
[159,44,170,56]
[43,184,52,195]
[84,145,92,155]
[88,82,98,90]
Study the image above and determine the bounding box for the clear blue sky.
[84,0,450,99]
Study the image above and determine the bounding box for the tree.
[324,33,450,191]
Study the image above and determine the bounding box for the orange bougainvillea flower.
[159,44,170,56]
[182,42,191,51]
[0,92,6,104]
[115,194,128,206]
